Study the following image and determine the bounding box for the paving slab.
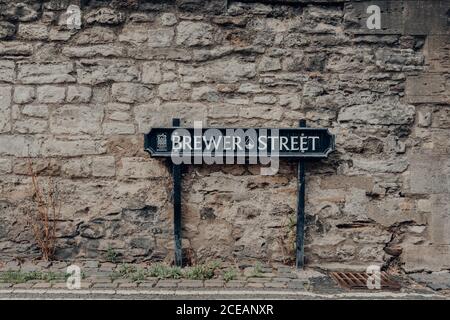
[178,280,203,288]
[409,272,450,291]
[155,280,179,288]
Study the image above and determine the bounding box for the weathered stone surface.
[17,24,49,40]
[179,58,256,83]
[409,271,450,290]
[403,245,450,272]
[75,27,116,44]
[0,61,15,83]
[85,8,125,25]
[118,157,168,178]
[0,86,12,133]
[22,105,49,118]
[77,60,139,85]
[0,158,12,175]
[67,86,92,103]
[18,63,75,84]
[62,45,126,58]
[176,21,214,47]
[103,122,135,135]
[118,24,148,44]
[409,154,450,194]
[406,74,448,104]
[61,158,91,178]
[338,98,415,125]
[135,102,207,133]
[1,2,40,22]
[148,28,174,47]
[158,82,188,101]
[0,21,16,39]
[50,105,103,135]
[92,156,116,177]
[14,119,48,134]
[13,86,35,104]
[0,135,40,157]
[41,138,106,157]
[0,41,33,56]
[142,62,163,84]
[112,83,153,103]
[160,13,177,26]
[37,86,66,103]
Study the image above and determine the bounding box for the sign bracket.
[172,118,183,267]
[296,120,306,269]
[145,119,335,269]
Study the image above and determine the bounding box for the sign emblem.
[156,133,168,152]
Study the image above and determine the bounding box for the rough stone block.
[429,194,450,245]
[0,135,41,157]
[118,157,169,178]
[0,41,33,56]
[0,85,12,133]
[37,85,66,103]
[18,63,75,84]
[135,102,207,133]
[118,24,148,43]
[41,138,106,157]
[179,58,256,83]
[338,97,415,125]
[21,105,49,118]
[50,105,103,135]
[61,158,92,178]
[176,21,214,47]
[409,154,450,194]
[0,21,16,39]
[62,45,125,58]
[85,8,125,25]
[76,27,116,44]
[77,60,139,85]
[103,122,136,135]
[0,60,15,82]
[142,62,163,84]
[112,83,153,103]
[406,74,448,104]
[67,85,92,103]
[92,156,116,177]
[148,28,174,47]
[402,245,450,272]
[426,35,450,72]
[14,119,48,134]
[17,23,49,40]
[13,86,35,104]
[0,158,12,174]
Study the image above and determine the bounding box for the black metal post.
[172,118,183,267]
[296,119,306,269]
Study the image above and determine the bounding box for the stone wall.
[0,0,449,272]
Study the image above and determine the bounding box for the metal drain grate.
[330,271,401,291]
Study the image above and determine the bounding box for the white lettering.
[367,5,381,30]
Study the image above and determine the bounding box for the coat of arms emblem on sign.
[156,133,168,151]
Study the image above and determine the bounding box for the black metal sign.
[144,127,335,159]
[144,120,336,269]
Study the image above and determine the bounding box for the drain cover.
[330,271,401,291]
